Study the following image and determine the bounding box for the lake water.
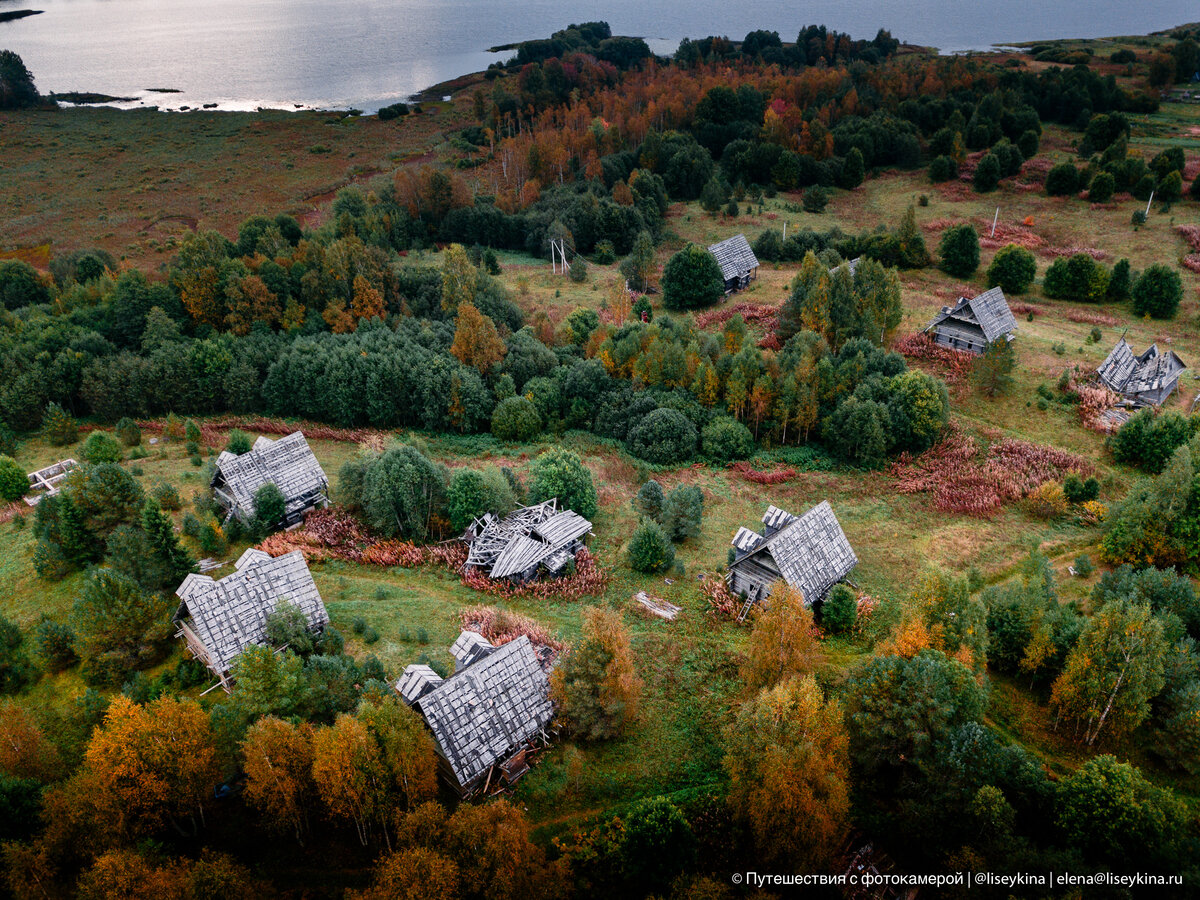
[0,0,1195,112]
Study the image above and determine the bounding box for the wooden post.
[990,207,999,237]
[1145,191,1154,218]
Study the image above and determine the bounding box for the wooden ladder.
[736,593,757,623]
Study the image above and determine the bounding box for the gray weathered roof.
[174,548,328,674]
[464,499,593,580]
[1098,339,1187,400]
[732,501,857,604]
[212,431,328,517]
[924,287,1016,344]
[830,256,862,276]
[707,234,759,282]
[404,635,553,789]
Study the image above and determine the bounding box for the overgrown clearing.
[3,49,1200,847]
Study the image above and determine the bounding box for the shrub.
[662,484,703,542]
[973,152,1002,192]
[351,617,366,635]
[0,455,26,502]
[362,626,380,645]
[627,520,675,573]
[1088,171,1115,202]
[701,417,754,462]
[33,619,78,672]
[253,482,287,535]
[1063,473,1101,503]
[1025,481,1068,519]
[1074,555,1094,578]
[1131,264,1182,319]
[928,155,958,183]
[1043,253,1109,303]
[626,409,697,465]
[802,186,829,212]
[1045,163,1080,196]
[1158,171,1183,203]
[632,480,665,523]
[593,240,616,264]
[569,256,588,283]
[491,396,543,441]
[81,431,123,464]
[1107,259,1132,300]
[226,429,253,455]
[938,224,980,278]
[661,244,725,310]
[1131,210,1147,227]
[114,418,141,447]
[821,584,858,634]
[528,447,597,519]
[151,481,182,511]
[985,244,1037,294]
[1109,408,1196,473]
[43,403,78,446]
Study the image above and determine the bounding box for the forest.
[2,17,1200,899]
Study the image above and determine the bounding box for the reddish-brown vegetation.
[459,605,565,660]
[728,461,797,484]
[1066,309,1120,326]
[460,549,608,601]
[889,422,1093,517]
[139,415,384,447]
[893,332,975,384]
[693,302,780,331]
[701,574,742,622]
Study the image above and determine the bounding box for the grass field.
[2,74,1200,839]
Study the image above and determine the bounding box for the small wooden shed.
[1097,339,1187,407]
[211,431,328,527]
[726,501,858,621]
[707,234,759,293]
[922,287,1016,355]
[396,632,554,796]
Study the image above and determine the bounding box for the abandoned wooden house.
[726,501,858,621]
[396,632,554,796]
[463,498,592,582]
[173,548,329,690]
[23,459,77,506]
[707,233,759,293]
[830,256,863,276]
[922,286,1017,355]
[1097,338,1187,407]
[211,431,328,527]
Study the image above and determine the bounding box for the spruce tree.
[142,498,196,585]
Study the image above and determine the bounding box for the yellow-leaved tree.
[741,584,824,692]
[724,675,851,870]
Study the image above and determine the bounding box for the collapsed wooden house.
[396,632,554,796]
[922,286,1017,355]
[173,548,329,690]
[1097,338,1187,408]
[463,499,592,582]
[830,256,863,276]
[23,459,77,506]
[726,501,858,621]
[211,431,328,527]
[707,233,759,293]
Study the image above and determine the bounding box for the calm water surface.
[0,0,1195,111]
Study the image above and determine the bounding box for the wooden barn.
[173,548,329,689]
[922,286,1017,355]
[707,234,759,293]
[211,431,328,527]
[726,501,858,621]
[396,632,554,796]
[463,499,592,582]
[1097,338,1187,407]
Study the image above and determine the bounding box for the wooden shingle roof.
[405,635,553,789]
[212,431,327,518]
[1098,339,1186,399]
[925,287,1017,344]
[733,501,857,604]
[707,234,759,282]
[464,499,593,580]
[174,548,328,675]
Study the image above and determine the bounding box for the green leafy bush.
[821,584,858,634]
[491,396,543,441]
[938,224,980,278]
[701,417,754,462]
[0,455,26,502]
[627,519,675,573]
[1131,264,1183,319]
[985,244,1037,294]
[626,409,697,465]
